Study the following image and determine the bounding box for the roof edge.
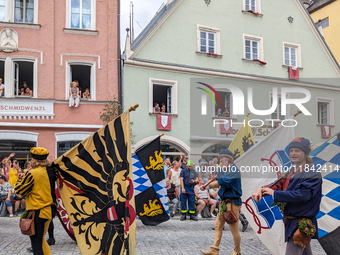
[308,0,336,13]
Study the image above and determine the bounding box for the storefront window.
[0,140,36,168]
[57,141,81,157]
[202,144,230,162]
[160,142,185,162]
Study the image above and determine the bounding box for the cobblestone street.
[0,216,326,255]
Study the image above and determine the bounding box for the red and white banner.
[220,120,233,134]
[322,125,331,138]
[235,123,295,255]
[157,115,171,131]
[289,66,299,80]
[55,188,76,241]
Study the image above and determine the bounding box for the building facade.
[0,0,120,162]
[123,0,340,163]
[308,0,340,62]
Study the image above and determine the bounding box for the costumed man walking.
[180,160,198,221]
[201,149,242,255]
[15,147,56,255]
[252,137,322,255]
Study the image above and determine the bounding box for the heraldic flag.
[52,110,136,255]
[235,122,295,255]
[132,136,170,226]
[228,115,255,160]
[311,132,340,254]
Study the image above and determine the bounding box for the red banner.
[157,115,171,131]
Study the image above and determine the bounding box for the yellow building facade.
[309,0,340,62]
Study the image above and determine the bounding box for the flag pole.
[160,133,164,137]
[129,104,139,112]
[294,110,302,117]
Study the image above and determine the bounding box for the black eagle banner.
[132,137,170,226]
[52,110,136,255]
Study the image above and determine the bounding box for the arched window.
[160,142,185,162]
[202,144,230,162]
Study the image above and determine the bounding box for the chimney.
[124,28,133,59]
[317,25,324,37]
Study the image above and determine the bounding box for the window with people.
[69,65,92,107]
[14,61,34,97]
[215,91,232,117]
[152,83,172,114]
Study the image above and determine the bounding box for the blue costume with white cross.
[273,165,322,242]
[180,167,196,214]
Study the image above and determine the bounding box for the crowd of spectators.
[164,155,248,231]
[164,156,221,218]
[0,153,30,217]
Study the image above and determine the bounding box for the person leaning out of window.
[69,81,80,107]
[0,78,5,97]
[82,88,91,99]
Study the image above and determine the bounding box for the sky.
[120,0,166,50]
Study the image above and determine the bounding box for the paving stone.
[0,216,326,254]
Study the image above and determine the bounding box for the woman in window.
[69,81,80,107]
[25,87,33,97]
[0,78,4,97]
[161,103,166,113]
[215,108,222,117]
[222,107,230,117]
[82,88,91,99]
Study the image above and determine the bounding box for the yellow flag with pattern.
[228,116,255,159]
[52,110,136,255]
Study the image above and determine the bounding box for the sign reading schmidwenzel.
[0,99,54,117]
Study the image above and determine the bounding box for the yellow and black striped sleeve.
[15,172,34,196]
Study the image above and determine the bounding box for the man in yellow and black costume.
[15,147,56,255]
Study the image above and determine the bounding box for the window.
[71,65,91,97]
[243,34,263,61]
[197,25,220,55]
[0,0,38,24]
[245,39,258,60]
[14,0,34,23]
[13,60,34,97]
[284,46,297,68]
[153,84,172,113]
[316,98,334,125]
[283,43,301,68]
[0,140,36,160]
[244,0,261,13]
[271,95,285,120]
[66,62,95,100]
[0,60,4,97]
[57,141,80,157]
[214,90,232,118]
[160,142,185,162]
[200,30,216,54]
[202,144,230,162]
[245,0,256,12]
[0,0,5,21]
[318,102,329,125]
[68,0,95,30]
[149,78,177,114]
[316,17,329,29]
